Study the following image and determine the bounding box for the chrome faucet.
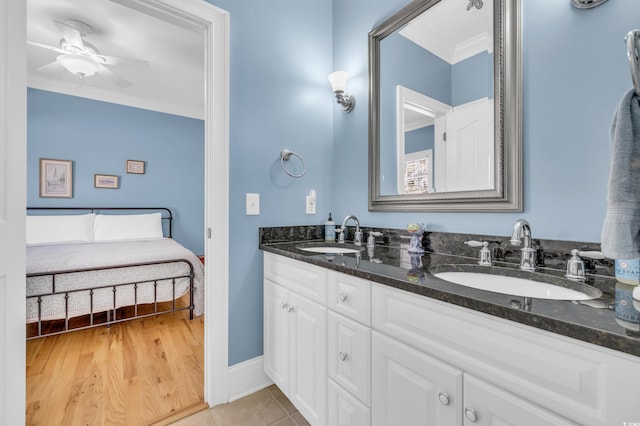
[509,219,537,271]
[338,215,362,246]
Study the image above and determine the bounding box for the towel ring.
[280,149,306,178]
[626,30,640,96]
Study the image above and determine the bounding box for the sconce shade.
[328,71,349,92]
[328,70,355,113]
[56,53,98,77]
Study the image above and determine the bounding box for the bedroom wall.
[26,88,205,254]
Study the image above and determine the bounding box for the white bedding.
[26,238,204,323]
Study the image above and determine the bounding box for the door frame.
[2,0,230,421]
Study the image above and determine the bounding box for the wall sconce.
[570,0,608,9]
[328,71,355,113]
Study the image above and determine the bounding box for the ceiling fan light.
[56,53,98,77]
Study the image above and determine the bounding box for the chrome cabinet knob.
[339,351,348,361]
[465,408,478,422]
[438,392,450,406]
[339,292,347,302]
[287,305,294,313]
[280,301,288,310]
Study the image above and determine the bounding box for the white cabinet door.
[372,332,462,426]
[328,379,371,426]
[463,375,580,426]
[264,279,291,394]
[290,291,327,426]
[328,311,371,405]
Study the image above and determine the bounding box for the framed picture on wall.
[94,174,119,189]
[39,158,73,198]
[126,160,145,174]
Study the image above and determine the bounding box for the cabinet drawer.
[328,311,371,406]
[328,271,371,325]
[264,252,327,304]
[328,379,371,426]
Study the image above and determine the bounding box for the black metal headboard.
[26,207,174,238]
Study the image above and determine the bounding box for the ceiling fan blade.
[96,64,132,89]
[37,61,66,74]
[27,40,65,54]
[100,55,151,70]
[54,20,85,49]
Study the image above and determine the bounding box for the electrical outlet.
[306,195,316,214]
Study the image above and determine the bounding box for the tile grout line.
[266,386,302,426]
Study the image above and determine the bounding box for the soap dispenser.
[324,213,336,242]
[565,249,586,281]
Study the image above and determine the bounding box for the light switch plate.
[246,193,260,215]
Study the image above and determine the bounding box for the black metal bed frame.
[26,207,195,340]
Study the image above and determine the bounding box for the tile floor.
[170,385,311,426]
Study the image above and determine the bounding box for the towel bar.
[626,30,640,96]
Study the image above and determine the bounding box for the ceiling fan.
[28,19,150,89]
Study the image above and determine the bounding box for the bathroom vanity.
[260,228,640,426]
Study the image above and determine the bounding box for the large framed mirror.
[368,0,522,212]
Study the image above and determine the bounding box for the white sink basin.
[296,243,364,254]
[432,268,602,301]
[299,247,362,254]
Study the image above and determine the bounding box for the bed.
[25,207,205,339]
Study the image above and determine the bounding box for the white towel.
[601,88,640,259]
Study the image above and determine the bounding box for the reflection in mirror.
[369,0,522,211]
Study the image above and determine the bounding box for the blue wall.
[207,0,333,365]
[28,0,639,369]
[27,88,205,254]
[332,0,639,243]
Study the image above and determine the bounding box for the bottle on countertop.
[615,258,640,286]
[324,213,336,242]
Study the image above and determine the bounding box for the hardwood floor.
[26,303,204,426]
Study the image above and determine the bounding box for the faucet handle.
[478,241,492,266]
[577,250,605,260]
[565,249,586,281]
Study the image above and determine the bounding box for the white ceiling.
[400,0,493,65]
[27,0,205,119]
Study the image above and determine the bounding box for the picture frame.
[126,160,145,174]
[94,174,119,189]
[39,158,73,198]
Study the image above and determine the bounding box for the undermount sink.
[431,265,602,301]
[296,242,364,254]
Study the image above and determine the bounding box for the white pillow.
[94,213,163,241]
[26,214,95,244]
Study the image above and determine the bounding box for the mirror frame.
[368,0,522,212]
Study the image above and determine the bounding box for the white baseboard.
[227,355,273,402]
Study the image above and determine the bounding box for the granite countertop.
[259,238,640,358]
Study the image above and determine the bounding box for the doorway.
[1,0,229,423]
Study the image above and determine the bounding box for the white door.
[263,280,291,393]
[440,98,494,192]
[1,0,27,423]
[372,332,462,426]
[463,375,580,426]
[290,292,327,426]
